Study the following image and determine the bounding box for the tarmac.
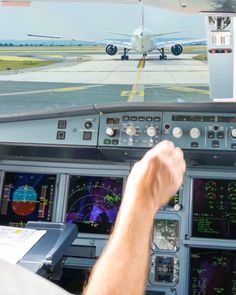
[0,50,210,115]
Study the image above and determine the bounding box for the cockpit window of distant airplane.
[0,1,208,115]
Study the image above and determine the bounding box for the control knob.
[172,127,183,138]
[126,126,137,136]
[231,128,236,139]
[189,127,201,139]
[146,126,157,137]
[106,127,116,137]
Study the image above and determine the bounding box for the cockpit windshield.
[0,2,208,116]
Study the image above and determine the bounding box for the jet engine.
[171,44,183,56]
[106,44,118,56]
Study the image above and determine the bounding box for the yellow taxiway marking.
[167,86,209,95]
[48,55,64,59]
[0,55,43,61]
[0,84,103,97]
[121,90,144,97]
[51,86,84,92]
[127,58,145,102]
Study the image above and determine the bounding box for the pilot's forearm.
[83,199,155,295]
[83,141,186,295]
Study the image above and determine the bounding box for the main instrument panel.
[0,103,236,295]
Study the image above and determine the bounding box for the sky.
[0,2,206,40]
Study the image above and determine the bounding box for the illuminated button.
[84,121,92,129]
[146,117,153,122]
[189,128,201,139]
[112,139,119,145]
[104,139,111,144]
[123,115,130,121]
[191,142,198,148]
[56,131,66,140]
[126,126,137,136]
[231,129,236,138]
[105,127,116,137]
[172,127,183,138]
[131,116,137,121]
[146,126,157,137]
[231,144,236,149]
[207,131,215,139]
[138,116,145,121]
[212,141,220,148]
[217,131,224,139]
[154,117,161,122]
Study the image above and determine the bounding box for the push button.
[57,120,67,129]
[138,116,145,121]
[83,132,92,140]
[123,116,129,121]
[212,141,220,148]
[217,131,224,139]
[57,131,66,140]
[191,142,198,148]
[104,139,111,144]
[207,131,215,139]
[112,139,119,145]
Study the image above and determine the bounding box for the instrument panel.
[1,104,236,294]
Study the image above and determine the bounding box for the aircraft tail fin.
[141,1,144,31]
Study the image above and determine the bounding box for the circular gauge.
[153,219,179,251]
[228,182,236,193]
[205,181,217,192]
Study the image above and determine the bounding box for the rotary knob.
[231,128,236,138]
[189,127,201,139]
[106,127,116,137]
[146,126,157,137]
[172,127,183,138]
[126,126,137,136]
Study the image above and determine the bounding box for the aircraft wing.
[92,39,133,49]
[155,38,206,49]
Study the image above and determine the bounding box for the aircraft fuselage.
[131,27,156,54]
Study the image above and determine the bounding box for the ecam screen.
[66,175,123,234]
[190,248,236,295]
[0,172,56,226]
[192,178,236,239]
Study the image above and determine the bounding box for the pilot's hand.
[123,140,186,214]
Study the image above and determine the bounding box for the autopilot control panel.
[0,103,236,294]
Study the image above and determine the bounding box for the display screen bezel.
[189,171,236,240]
[0,171,57,226]
[65,174,125,235]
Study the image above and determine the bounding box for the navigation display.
[0,172,56,226]
[190,248,236,295]
[66,175,123,234]
[192,178,236,239]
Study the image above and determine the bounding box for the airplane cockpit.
[1,0,236,294]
